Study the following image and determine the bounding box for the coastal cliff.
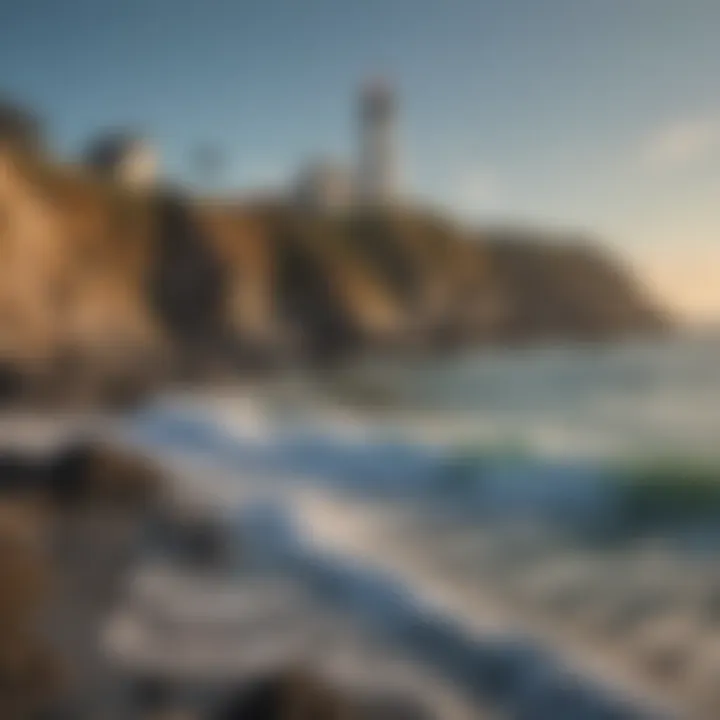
[0,147,668,405]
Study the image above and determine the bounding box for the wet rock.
[165,511,233,568]
[215,668,356,720]
[0,501,63,719]
[130,674,177,716]
[0,453,48,497]
[47,441,163,512]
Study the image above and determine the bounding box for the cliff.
[0,147,669,405]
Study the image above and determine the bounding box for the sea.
[113,333,720,718]
[128,331,720,524]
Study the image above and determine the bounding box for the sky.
[1,0,719,320]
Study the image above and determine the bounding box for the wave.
[125,390,720,545]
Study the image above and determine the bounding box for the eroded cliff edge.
[0,147,669,405]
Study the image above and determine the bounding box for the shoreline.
[1,392,718,718]
[116,435,677,719]
[115,403,720,720]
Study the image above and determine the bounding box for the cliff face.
[478,238,669,344]
[0,149,669,404]
[0,150,163,402]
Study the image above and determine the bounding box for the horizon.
[1,0,718,321]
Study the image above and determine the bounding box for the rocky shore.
[0,439,161,718]
[6,421,720,719]
[0,437,484,719]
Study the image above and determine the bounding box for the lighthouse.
[358,79,397,207]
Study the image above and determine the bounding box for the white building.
[85,133,158,188]
[293,159,354,213]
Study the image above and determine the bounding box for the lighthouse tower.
[358,79,397,207]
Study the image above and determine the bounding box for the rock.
[215,668,356,720]
[0,499,63,719]
[47,441,163,512]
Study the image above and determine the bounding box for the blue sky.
[1,0,719,318]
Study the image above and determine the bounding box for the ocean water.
[120,334,720,718]
[130,333,720,531]
[168,332,720,460]
[336,332,720,460]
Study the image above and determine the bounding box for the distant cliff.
[0,148,669,405]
